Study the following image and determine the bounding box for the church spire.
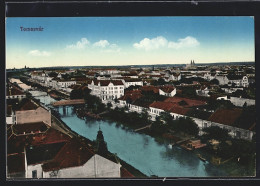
[96,126,108,156]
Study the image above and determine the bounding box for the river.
[31,90,256,177]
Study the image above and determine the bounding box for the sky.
[6,17,255,69]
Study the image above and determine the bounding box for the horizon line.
[7,61,255,70]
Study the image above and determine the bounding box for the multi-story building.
[88,80,124,100]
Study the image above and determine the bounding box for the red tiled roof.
[169,107,191,115]
[140,86,159,94]
[208,108,243,126]
[163,96,206,108]
[8,123,71,154]
[149,101,175,112]
[118,93,142,102]
[11,122,49,135]
[120,167,135,178]
[17,99,39,111]
[6,86,24,96]
[93,80,124,86]
[7,153,25,174]
[42,138,94,172]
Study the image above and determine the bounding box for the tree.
[202,126,231,142]
[150,116,168,135]
[106,102,112,110]
[210,79,219,85]
[70,89,83,99]
[48,71,58,78]
[174,117,199,136]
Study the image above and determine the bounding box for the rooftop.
[164,96,207,108]
[208,108,243,126]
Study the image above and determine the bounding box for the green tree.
[174,117,199,136]
[202,126,231,142]
[70,89,84,99]
[106,102,112,110]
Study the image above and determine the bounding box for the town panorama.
[6,17,256,178]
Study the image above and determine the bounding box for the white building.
[159,86,176,97]
[122,79,143,88]
[88,80,124,100]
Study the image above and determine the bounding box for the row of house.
[117,93,255,141]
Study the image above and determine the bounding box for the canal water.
[35,93,229,177]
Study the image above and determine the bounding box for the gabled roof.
[42,138,95,172]
[10,122,49,135]
[7,123,71,154]
[140,86,159,94]
[169,107,191,116]
[16,99,39,111]
[26,142,66,165]
[119,91,142,102]
[132,99,153,108]
[159,85,175,93]
[208,108,243,126]
[163,96,207,108]
[149,101,175,112]
[6,86,24,96]
[93,80,124,86]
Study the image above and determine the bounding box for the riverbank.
[50,108,148,178]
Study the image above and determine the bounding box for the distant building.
[215,75,249,87]
[6,86,26,100]
[122,78,143,88]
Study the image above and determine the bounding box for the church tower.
[96,126,108,156]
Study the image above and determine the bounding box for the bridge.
[52,99,85,107]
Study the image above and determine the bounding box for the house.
[164,72,181,82]
[149,102,175,120]
[6,86,26,100]
[118,90,142,108]
[163,96,207,108]
[215,75,249,87]
[88,80,124,100]
[15,99,51,126]
[7,122,122,178]
[159,85,176,97]
[196,86,210,97]
[227,75,249,87]
[205,108,255,140]
[122,78,143,88]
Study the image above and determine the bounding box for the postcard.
[5,12,256,179]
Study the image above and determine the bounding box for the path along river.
[32,91,247,177]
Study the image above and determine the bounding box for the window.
[32,170,37,178]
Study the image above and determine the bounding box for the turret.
[96,126,108,156]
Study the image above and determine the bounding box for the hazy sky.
[6,17,255,69]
